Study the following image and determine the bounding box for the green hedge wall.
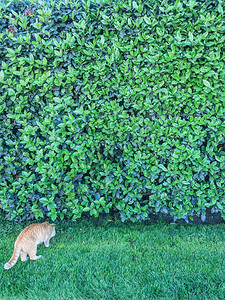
[0,0,225,222]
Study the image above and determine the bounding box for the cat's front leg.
[44,239,50,247]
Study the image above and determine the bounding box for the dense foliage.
[0,0,225,222]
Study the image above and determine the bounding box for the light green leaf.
[188,32,194,42]
[0,71,4,81]
[43,57,47,65]
[203,80,211,88]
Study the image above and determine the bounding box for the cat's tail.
[4,244,21,270]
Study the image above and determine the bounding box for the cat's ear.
[50,223,56,226]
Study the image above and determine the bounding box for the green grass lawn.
[1,214,225,300]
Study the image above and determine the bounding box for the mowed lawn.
[1,214,225,300]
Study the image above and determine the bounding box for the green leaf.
[218,4,223,14]
[188,32,194,42]
[43,57,47,65]
[0,71,4,82]
[203,80,211,88]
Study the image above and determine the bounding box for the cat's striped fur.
[4,222,55,270]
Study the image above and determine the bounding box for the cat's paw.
[4,263,12,270]
[30,255,42,260]
[21,257,28,262]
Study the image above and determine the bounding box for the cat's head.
[43,222,56,237]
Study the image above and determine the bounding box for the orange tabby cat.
[4,222,55,270]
